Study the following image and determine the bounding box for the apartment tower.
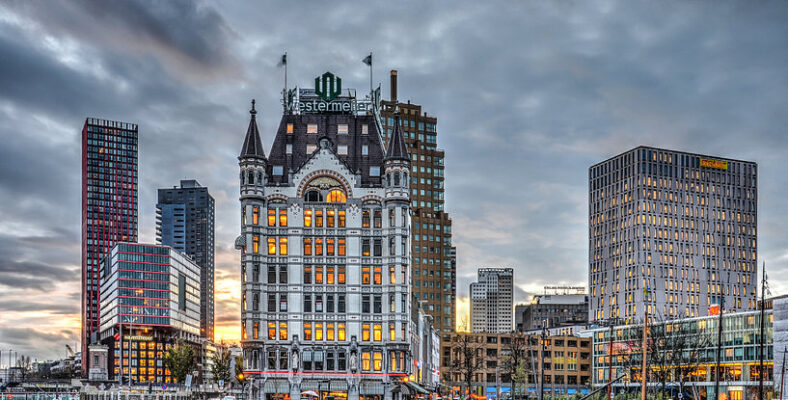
[589,146,757,323]
[381,70,456,339]
[156,179,216,339]
[81,118,138,373]
[470,268,514,333]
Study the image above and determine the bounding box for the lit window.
[315,210,323,227]
[267,238,276,255]
[304,210,312,227]
[373,352,382,371]
[252,207,259,225]
[362,267,371,284]
[279,238,288,255]
[373,324,382,341]
[279,209,288,226]
[315,238,323,256]
[327,323,335,341]
[268,322,275,339]
[338,323,346,341]
[287,123,294,134]
[338,267,346,284]
[361,124,368,135]
[303,323,312,340]
[338,145,348,155]
[307,144,317,153]
[327,190,346,203]
[268,210,276,226]
[362,352,371,371]
[307,124,318,134]
[315,323,323,341]
[303,238,312,256]
[338,211,346,227]
[253,236,260,253]
[326,238,335,256]
[338,238,346,256]
[279,323,287,340]
[362,324,370,341]
[389,322,396,340]
[373,267,382,285]
[338,124,349,134]
[327,210,335,227]
[315,266,323,284]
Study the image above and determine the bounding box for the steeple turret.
[239,99,267,200]
[384,109,409,163]
[239,99,266,160]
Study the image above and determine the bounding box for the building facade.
[237,75,413,400]
[81,118,139,373]
[442,332,592,399]
[515,294,589,332]
[471,268,514,334]
[157,179,216,339]
[97,243,201,383]
[589,146,758,323]
[381,70,456,340]
[591,310,773,400]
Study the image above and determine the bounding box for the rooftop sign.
[700,158,728,170]
[283,71,380,115]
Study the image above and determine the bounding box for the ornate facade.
[237,82,413,400]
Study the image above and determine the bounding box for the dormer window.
[303,176,347,203]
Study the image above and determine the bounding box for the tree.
[210,347,232,384]
[501,332,531,398]
[451,333,485,399]
[235,355,244,383]
[16,355,32,381]
[163,339,196,384]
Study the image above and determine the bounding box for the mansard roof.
[265,114,386,187]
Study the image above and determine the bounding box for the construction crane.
[65,344,76,357]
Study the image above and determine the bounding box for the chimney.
[390,70,398,102]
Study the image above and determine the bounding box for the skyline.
[1,1,788,363]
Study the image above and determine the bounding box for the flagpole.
[284,51,288,93]
[780,348,786,400]
[369,52,373,96]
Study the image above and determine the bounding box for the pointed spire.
[385,108,409,162]
[239,99,266,160]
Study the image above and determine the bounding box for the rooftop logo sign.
[315,71,342,102]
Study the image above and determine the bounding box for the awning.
[360,381,385,395]
[301,381,319,391]
[264,379,290,394]
[567,389,577,394]
[405,381,429,395]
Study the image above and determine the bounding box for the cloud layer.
[1,0,787,361]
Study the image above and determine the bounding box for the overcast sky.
[1,0,787,363]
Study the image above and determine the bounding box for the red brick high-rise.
[81,118,138,374]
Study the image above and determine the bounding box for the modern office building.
[381,70,456,339]
[156,179,216,339]
[515,294,589,332]
[442,332,592,399]
[236,72,413,400]
[81,118,139,373]
[470,268,514,334]
[591,309,773,400]
[589,146,758,323]
[97,243,201,383]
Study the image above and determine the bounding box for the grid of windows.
[589,147,757,323]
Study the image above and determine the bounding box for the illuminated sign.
[709,304,720,316]
[284,72,379,115]
[127,335,154,341]
[700,158,728,170]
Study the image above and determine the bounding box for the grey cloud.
[2,0,788,361]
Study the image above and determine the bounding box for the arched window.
[327,190,347,203]
[403,172,408,187]
[247,170,254,185]
[305,190,323,202]
[393,172,400,186]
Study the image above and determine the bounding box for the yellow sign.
[700,158,728,170]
